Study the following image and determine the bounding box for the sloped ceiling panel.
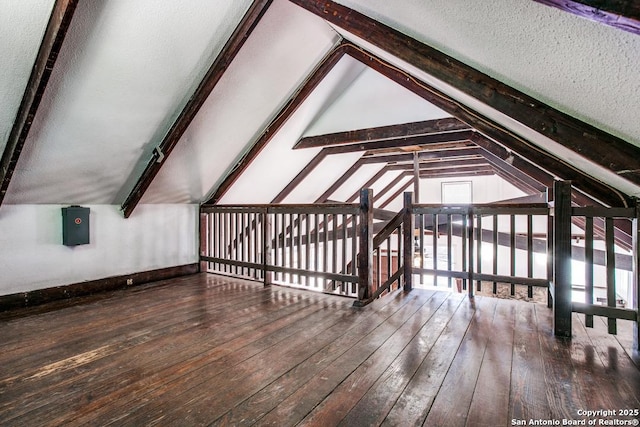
[0,0,55,155]
[4,0,253,204]
[302,64,451,137]
[328,20,640,198]
[217,56,365,205]
[141,0,339,205]
[333,0,640,146]
[220,55,455,205]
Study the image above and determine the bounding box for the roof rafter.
[0,0,79,208]
[532,0,640,35]
[121,0,273,217]
[202,40,350,206]
[289,0,638,207]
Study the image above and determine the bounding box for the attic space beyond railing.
[200,184,639,349]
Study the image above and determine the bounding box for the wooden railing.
[553,180,639,347]
[405,195,551,301]
[200,202,364,298]
[200,182,639,350]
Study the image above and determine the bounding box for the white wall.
[0,204,198,295]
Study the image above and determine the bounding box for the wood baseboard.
[0,263,200,312]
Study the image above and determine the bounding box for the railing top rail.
[412,202,549,215]
[571,206,636,219]
[201,203,359,214]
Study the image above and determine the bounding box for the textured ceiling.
[4,0,253,204]
[0,0,54,155]
[1,0,639,208]
[335,0,640,147]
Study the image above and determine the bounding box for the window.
[441,181,472,204]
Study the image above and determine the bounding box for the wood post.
[633,202,640,350]
[553,180,573,338]
[403,192,415,292]
[358,189,374,300]
[468,208,475,298]
[263,208,273,286]
[199,212,208,273]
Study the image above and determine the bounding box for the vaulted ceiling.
[2,0,639,217]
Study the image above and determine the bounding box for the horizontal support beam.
[295,118,472,149]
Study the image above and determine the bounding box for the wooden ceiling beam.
[270,147,338,203]
[419,167,495,179]
[294,117,471,149]
[346,166,389,203]
[363,147,482,164]
[0,0,79,207]
[315,158,365,203]
[289,0,638,205]
[302,130,475,154]
[373,171,412,203]
[379,179,413,209]
[335,43,633,207]
[387,158,489,171]
[122,0,273,216]
[532,0,640,36]
[202,41,350,206]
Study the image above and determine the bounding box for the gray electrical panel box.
[62,206,90,246]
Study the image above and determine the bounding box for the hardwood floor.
[0,273,638,426]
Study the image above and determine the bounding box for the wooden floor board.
[465,298,516,427]
[508,300,553,421]
[380,293,476,427]
[298,291,452,426]
[337,292,465,427]
[255,288,439,427]
[210,288,417,427]
[6,286,334,424]
[423,296,498,427]
[0,273,638,427]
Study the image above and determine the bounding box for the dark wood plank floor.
[1,273,639,426]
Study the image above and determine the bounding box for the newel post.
[403,192,415,292]
[199,211,208,273]
[553,180,572,338]
[632,201,639,350]
[358,188,374,300]
[262,208,273,287]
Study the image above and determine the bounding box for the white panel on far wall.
[0,204,198,295]
[417,175,526,205]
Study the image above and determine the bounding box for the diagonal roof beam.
[121,0,273,217]
[337,44,632,207]
[373,171,412,203]
[202,41,350,206]
[294,118,471,149]
[346,166,391,203]
[0,0,79,208]
[315,158,365,203]
[532,0,640,36]
[289,0,639,205]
